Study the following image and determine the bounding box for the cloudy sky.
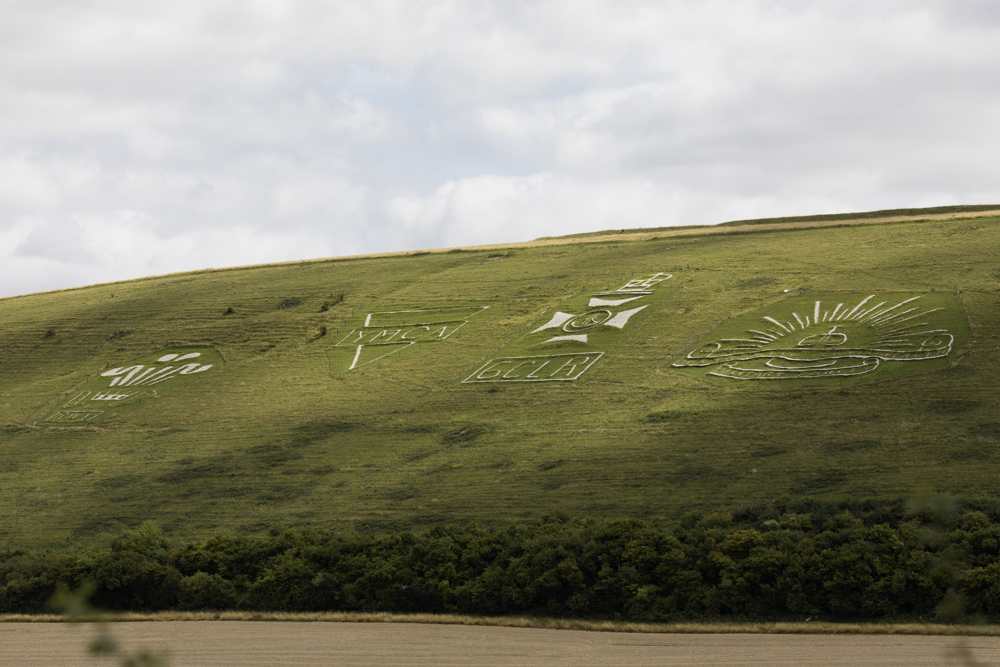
[2,0,999,298]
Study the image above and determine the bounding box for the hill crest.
[1,205,998,549]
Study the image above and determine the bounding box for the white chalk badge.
[673,292,968,381]
[464,272,673,384]
[42,348,224,423]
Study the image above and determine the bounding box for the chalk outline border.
[463,351,605,383]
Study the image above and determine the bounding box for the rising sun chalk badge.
[673,293,966,380]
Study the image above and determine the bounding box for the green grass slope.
[1,210,999,549]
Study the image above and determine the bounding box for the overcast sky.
[2,0,999,298]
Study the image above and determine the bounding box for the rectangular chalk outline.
[334,320,468,348]
[462,352,605,383]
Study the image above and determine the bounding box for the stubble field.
[4,621,1000,666]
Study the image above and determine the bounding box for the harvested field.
[3,622,1000,666]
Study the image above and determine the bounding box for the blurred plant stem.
[51,583,169,667]
[908,491,992,666]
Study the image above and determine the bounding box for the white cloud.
[381,173,866,248]
[1,0,999,297]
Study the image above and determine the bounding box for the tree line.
[5,500,1000,621]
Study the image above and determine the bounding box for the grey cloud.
[1,0,999,297]
[13,220,97,264]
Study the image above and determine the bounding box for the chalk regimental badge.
[464,272,672,383]
[673,293,964,380]
[43,349,222,423]
[333,304,490,371]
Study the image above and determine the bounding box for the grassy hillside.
[1,209,999,549]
